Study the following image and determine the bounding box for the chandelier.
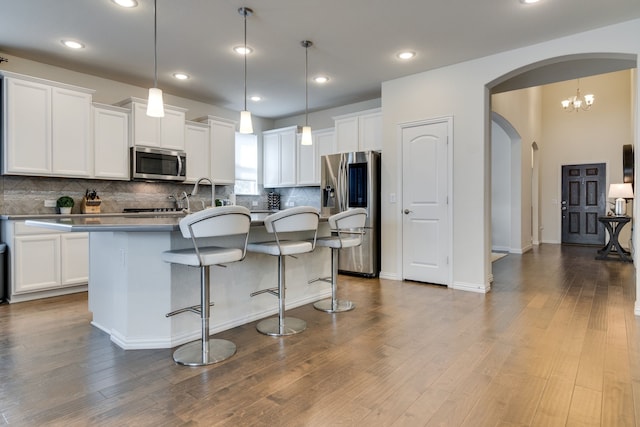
[561,79,594,112]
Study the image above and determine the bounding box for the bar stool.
[248,206,319,336]
[310,208,367,312]
[161,206,251,366]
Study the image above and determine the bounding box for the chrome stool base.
[256,317,306,336]
[313,298,355,313]
[172,339,236,367]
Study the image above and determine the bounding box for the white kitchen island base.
[88,228,331,350]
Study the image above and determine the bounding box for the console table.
[596,216,632,262]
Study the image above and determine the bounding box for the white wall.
[492,87,542,254]
[380,19,640,295]
[491,121,512,252]
[539,70,633,245]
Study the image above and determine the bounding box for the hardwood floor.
[0,244,638,426]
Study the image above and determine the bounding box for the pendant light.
[146,0,164,117]
[300,40,313,146]
[238,7,253,134]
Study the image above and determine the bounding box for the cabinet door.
[185,122,210,183]
[160,108,186,150]
[263,133,279,188]
[52,87,93,177]
[93,106,130,180]
[279,128,297,187]
[14,234,60,293]
[359,111,382,152]
[297,133,316,186]
[132,102,161,147]
[315,129,335,184]
[334,116,358,153]
[210,119,236,184]
[60,233,89,286]
[3,78,51,174]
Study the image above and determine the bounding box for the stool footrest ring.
[308,276,331,285]
[166,302,214,318]
[250,287,279,298]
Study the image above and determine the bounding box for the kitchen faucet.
[180,191,191,213]
[191,177,215,208]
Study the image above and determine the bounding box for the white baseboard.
[451,281,491,293]
[379,271,401,281]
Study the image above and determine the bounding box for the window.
[234,132,259,195]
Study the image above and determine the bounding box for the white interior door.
[402,120,450,285]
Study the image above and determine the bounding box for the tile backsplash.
[0,176,320,215]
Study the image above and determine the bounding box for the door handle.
[404,209,412,215]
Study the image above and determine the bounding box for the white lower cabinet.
[4,221,88,303]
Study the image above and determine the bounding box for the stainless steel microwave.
[130,146,186,182]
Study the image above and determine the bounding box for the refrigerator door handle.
[338,155,347,211]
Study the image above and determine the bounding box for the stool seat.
[310,208,367,313]
[315,235,362,249]
[247,241,314,256]
[162,247,244,266]
[248,206,319,337]
[162,205,251,366]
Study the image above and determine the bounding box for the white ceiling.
[1,0,639,119]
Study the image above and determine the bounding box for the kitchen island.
[25,212,331,350]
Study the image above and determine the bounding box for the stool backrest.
[263,206,319,234]
[329,208,367,230]
[179,206,252,239]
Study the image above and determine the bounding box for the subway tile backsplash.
[0,176,320,215]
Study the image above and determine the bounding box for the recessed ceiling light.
[234,46,253,55]
[397,51,416,60]
[112,0,138,7]
[250,96,262,102]
[61,40,84,49]
[313,76,329,84]
[172,72,190,80]
[520,0,540,3]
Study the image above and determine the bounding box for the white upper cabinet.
[263,126,297,188]
[116,98,187,151]
[297,128,335,186]
[333,108,382,153]
[184,121,210,183]
[1,72,94,177]
[93,103,130,180]
[195,116,237,185]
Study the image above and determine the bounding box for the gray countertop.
[21,210,327,233]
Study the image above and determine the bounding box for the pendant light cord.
[243,9,248,111]
[153,0,158,88]
[305,44,309,126]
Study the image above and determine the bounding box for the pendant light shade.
[147,0,164,117]
[238,7,253,134]
[301,40,313,145]
[239,110,253,134]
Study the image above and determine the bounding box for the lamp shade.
[608,183,634,199]
[239,110,253,134]
[146,87,165,117]
[301,126,312,146]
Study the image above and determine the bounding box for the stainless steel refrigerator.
[320,151,380,277]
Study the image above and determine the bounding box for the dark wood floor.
[0,244,638,426]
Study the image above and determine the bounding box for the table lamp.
[608,183,634,216]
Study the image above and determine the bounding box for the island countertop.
[23,210,326,232]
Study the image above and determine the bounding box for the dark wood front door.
[561,163,606,245]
